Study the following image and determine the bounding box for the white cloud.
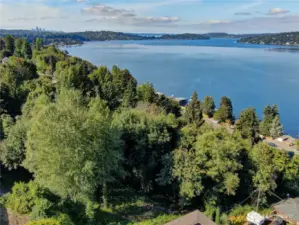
[82,4,180,27]
[82,4,135,17]
[267,8,290,15]
[206,20,231,25]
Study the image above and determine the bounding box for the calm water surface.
[61,39,299,136]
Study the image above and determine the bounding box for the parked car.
[268,142,277,148]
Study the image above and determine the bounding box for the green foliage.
[260,105,280,138]
[24,89,122,211]
[5,181,45,215]
[22,39,32,59]
[89,66,137,109]
[0,117,28,169]
[229,205,253,216]
[235,107,259,144]
[156,94,181,117]
[30,198,54,220]
[0,56,38,114]
[270,116,283,139]
[0,114,14,139]
[214,96,233,122]
[128,214,179,225]
[114,108,177,192]
[55,56,95,91]
[215,207,220,225]
[35,38,43,51]
[249,143,299,193]
[33,46,66,75]
[26,215,74,225]
[173,129,247,199]
[184,91,202,125]
[202,96,215,118]
[137,83,157,104]
[26,218,61,225]
[4,35,15,56]
[14,38,24,57]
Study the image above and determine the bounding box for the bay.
[60,38,299,136]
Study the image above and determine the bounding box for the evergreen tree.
[202,96,215,118]
[35,38,43,50]
[4,35,15,56]
[122,79,137,108]
[184,91,202,125]
[137,82,157,103]
[260,105,280,137]
[270,116,283,139]
[235,107,259,144]
[22,39,32,59]
[14,38,23,57]
[214,96,233,122]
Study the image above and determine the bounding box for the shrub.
[26,218,60,225]
[229,205,253,216]
[6,181,42,214]
[31,199,54,220]
[26,214,74,225]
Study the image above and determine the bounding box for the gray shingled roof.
[164,210,217,225]
[273,198,299,222]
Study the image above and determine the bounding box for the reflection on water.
[266,48,299,53]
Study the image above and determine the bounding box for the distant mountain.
[238,32,299,46]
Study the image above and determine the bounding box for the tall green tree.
[0,117,28,170]
[235,107,259,144]
[114,107,177,192]
[173,129,246,200]
[24,89,122,211]
[250,143,279,193]
[184,91,202,125]
[137,82,157,103]
[202,96,215,118]
[22,39,32,59]
[14,38,23,57]
[260,105,280,137]
[270,116,283,139]
[4,35,15,56]
[35,38,43,50]
[214,96,233,122]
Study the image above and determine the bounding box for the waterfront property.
[164,210,216,225]
[273,198,299,225]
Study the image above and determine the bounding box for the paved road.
[204,118,299,156]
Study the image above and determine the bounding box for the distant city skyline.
[0,0,298,33]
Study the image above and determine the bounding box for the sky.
[0,0,298,33]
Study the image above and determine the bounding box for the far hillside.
[238,32,299,46]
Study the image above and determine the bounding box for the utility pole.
[256,188,261,212]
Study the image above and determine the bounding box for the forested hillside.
[0,35,299,225]
[238,32,299,46]
[0,30,210,46]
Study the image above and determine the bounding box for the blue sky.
[0,0,298,33]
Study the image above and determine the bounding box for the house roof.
[164,210,217,225]
[273,198,299,222]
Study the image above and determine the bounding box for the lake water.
[60,38,299,136]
